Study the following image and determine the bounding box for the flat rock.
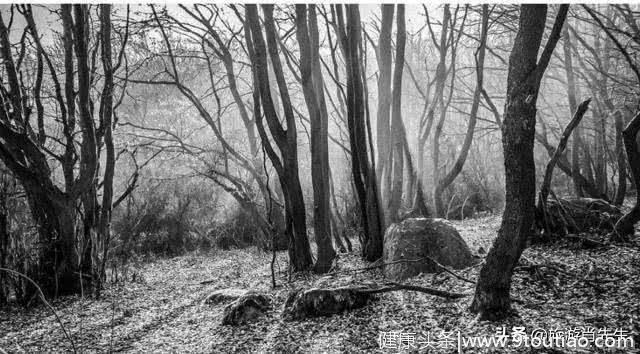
[221,292,271,326]
[383,218,474,281]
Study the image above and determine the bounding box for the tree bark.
[335,5,385,261]
[614,110,627,206]
[245,5,313,271]
[430,5,452,218]
[562,24,585,198]
[613,112,640,240]
[388,5,406,224]
[296,5,336,273]
[470,4,568,320]
[0,5,107,297]
[376,5,394,211]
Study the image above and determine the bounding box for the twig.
[0,268,77,353]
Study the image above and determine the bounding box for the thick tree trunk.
[24,186,80,297]
[471,4,568,320]
[335,5,384,261]
[296,5,336,273]
[0,5,102,298]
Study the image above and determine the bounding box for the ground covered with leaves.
[1,215,639,353]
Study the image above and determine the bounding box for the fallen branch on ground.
[363,282,469,299]
[332,256,475,284]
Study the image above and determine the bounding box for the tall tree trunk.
[96,4,116,293]
[470,4,568,320]
[376,5,394,213]
[388,5,406,224]
[245,5,313,271]
[562,24,585,198]
[433,5,488,216]
[430,5,451,218]
[335,5,384,261]
[296,4,336,273]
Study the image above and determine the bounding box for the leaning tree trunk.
[538,99,591,207]
[613,112,640,240]
[471,4,568,320]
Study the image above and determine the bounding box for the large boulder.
[383,218,474,280]
[282,286,373,321]
[221,292,271,326]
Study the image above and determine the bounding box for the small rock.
[203,288,248,305]
[478,246,486,254]
[221,293,271,326]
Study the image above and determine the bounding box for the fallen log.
[282,283,468,320]
[534,197,622,241]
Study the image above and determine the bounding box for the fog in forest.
[1,4,639,353]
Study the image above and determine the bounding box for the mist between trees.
[0,3,639,322]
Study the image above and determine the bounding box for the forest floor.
[1,215,640,353]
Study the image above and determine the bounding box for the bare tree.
[470,4,568,320]
[334,4,385,261]
[296,4,336,273]
[433,5,488,220]
[245,5,313,271]
[0,4,120,296]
